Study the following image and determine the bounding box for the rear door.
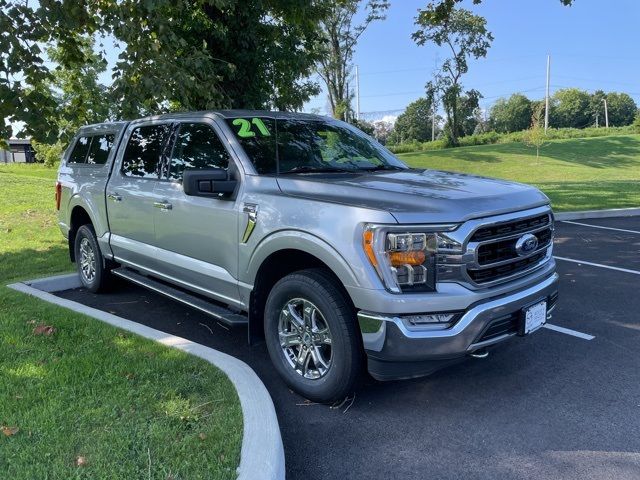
[106,122,172,270]
[152,119,242,307]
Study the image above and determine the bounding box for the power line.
[553,75,640,89]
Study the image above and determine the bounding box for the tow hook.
[469,348,489,359]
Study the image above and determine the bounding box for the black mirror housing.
[183,168,237,198]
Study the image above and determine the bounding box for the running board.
[111,267,248,327]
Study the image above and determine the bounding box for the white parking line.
[561,220,640,235]
[554,256,640,276]
[543,323,595,340]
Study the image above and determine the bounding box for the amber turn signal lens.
[389,250,426,266]
[363,230,377,267]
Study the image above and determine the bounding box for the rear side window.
[67,134,115,165]
[67,136,91,164]
[121,124,171,178]
[168,123,231,181]
[86,135,115,165]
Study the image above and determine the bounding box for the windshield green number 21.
[232,118,271,138]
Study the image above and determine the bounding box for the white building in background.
[0,139,36,163]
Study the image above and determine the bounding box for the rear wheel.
[264,269,362,403]
[74,224,110,293]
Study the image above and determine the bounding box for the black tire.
[74,224,110,293]
[264,268,363,403]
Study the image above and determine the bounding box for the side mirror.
[183,168,237,198]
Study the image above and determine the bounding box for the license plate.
[522,301,547,335]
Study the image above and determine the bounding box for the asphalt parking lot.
[55,216,640,480]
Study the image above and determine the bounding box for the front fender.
[243,229,363,289]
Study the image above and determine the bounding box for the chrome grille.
[467,213,553,285]
[470,214,550,242]
[436,207,555,289]
[477,226,553,265]
[468,251,547,283]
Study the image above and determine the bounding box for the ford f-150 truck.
[56,110,558,402]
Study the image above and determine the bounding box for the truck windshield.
[224,117,407,175]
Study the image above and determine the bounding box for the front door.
[107,122,172,270]
[152,120,242,307]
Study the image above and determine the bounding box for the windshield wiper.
[359,164,406,171]
[279,165,356,174]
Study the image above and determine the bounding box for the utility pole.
[603,98,609,128]
[432,99,436,141]
[432,54,440,142]
[345,82,350,121]
[355,65,361,121]
[544,54,551,133]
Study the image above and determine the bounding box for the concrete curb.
[8,274,285,480]
[555,207,640,221]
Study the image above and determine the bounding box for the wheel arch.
[246,233,361,344]
[68,205,95,262]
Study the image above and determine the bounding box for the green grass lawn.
[0,164,242,479]
[399,134,640,211]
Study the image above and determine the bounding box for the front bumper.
[358,272,559,381]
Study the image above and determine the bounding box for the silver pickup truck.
[56,110,558,402]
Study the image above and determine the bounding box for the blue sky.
[88,0,640,120]
[304,0,640,118]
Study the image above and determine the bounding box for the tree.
[412,7,493,146]
[458,91,482,136]
[316,0,389,120]
[588,90,607,127]
[389,97,437,143]
[24,37,111,166]
[46,38,111,143]
[550,88,591,128]
[489,93,533,133]
[419,0,573,24]
[604,92,637,127]
[110,0,327,117]
[350,118,375,136]
[522,103,548,159]
[372,120,394,144]
[31,140,65,167]
[1,0,330,143]
[633,111,640,134]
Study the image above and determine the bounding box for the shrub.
[387,125,637,154]
[31,140,65,167]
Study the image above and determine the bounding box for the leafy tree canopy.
[413,7,492,146]
[389,97,437,143]
[1,0,329,143]
[551,88,591,128]
[489,93,533,133]
[421,0,573,24]
[603,92,637,127]
[316,0,389,120]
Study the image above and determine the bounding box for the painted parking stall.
[45,216,640,479]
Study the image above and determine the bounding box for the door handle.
[107,193,122,202]
[153,201,172,210]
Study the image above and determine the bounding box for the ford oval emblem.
[515,233,539,256]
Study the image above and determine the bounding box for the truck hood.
[276,169,550,224]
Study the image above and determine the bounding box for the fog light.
[404,313,457,325]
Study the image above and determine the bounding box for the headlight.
[363,224,459,293]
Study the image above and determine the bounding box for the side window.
[67,136,91,164]
[121,124,171,178]
[168,123,231,181]
[86,134,115,165]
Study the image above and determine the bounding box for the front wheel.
[74,224,110,293]
[264,269,362,403]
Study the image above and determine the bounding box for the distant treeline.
[386,124,640,155]
[369,88,639,149]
